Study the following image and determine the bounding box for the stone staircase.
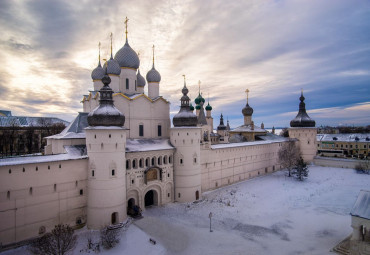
[332,235,351,255]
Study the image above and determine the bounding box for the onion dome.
[146,66,161,83]
[114,39,140,69]
[103,56,121,76]
[242,103,253,116]
[290,91,315,127]
[194,93,205,105]
[189,103,194,111]
[91,62,105,80]
[195,104,201,110]
[205,102,212,111]
[173,78,197,127]
[217,114,227,130]
[87,67,125,127]
[137,69,146,87]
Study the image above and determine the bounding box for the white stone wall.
[86,127,127,229]
[0,159,88,245]
[148,82,159,99]
[170,127,202,203]
[289,127,317,162]
[125,149,174,210]
[108,75,120,92]
[119,68,137,94]
[200,142,283,192]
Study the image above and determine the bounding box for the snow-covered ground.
[2,166,369,255]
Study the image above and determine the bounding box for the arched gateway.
[144,189,158,207]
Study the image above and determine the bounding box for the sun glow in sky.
[0,0,369,127]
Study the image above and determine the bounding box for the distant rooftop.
[316,133,370,142]
[0,110,69,127]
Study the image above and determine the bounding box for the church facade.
[0,23,317,246]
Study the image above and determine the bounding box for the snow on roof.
[0,116,69,127]
[211,135,288,149]
[231,124,266,133]
[316,133,370,142]
[351,190,370,220]
[0,145,87,166]
[47,112,88,140]
[126,139,174,152]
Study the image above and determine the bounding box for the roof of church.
[197,103,208,125]
[0,110,12,117]
[351,190,370,220]
[146,65,161,83]
[137,69,146,87]
[47,112,88,139]
[103,56,121,76]
[316,133,370,143]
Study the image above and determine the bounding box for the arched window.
[151,157,155,166]
[163,155,167,164]
[133,159,137,169]
[169,156,172,164]
[145,158,149,167]
[139,158,143,168]
[158,156,162,165]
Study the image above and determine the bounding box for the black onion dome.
[290,92,315,127]
[173,82,197,127]
[103,56,121,75]
[114,39,140,69]
[91,62,105,80]
[146,65,161,83]
[242,103,254,116]
[87,72,125,127]
[137,69,146,87]
[217,114,227,130]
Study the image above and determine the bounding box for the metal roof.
[351,190,370,220]
[0,116,69,127]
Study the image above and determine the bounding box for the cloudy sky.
[1,0,369,128]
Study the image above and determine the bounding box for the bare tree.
[278,140,301,177]
[100,228,121,249]
[355,160,370,174]
[29,224,77,255]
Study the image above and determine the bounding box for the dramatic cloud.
[0,0,369,127]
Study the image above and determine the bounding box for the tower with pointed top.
[217,114,229,143]
[85,67,127,229]
[242,89,254,126]
[147,45,161,99]
[289,90,317,163]
[103,33,121,92]
[170,76,202,202]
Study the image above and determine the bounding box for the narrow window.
[7,191,10,199]
[36,166,38,171]
[139,159,143,168]
[23,168,25,172]
[152,157,155,166]
[168,193,170,198]
[167,173,170,178]
[112,169,115,176]
[126,160,129,169]
[194,157,197,163]
[178,193,181,198]
[80,189,83,195]
[92,170,95,177]
[180,158,183,164]
[145,158,149,167]
[29,187,33,195]
[8,169,11,174]
[135,80,137,91]
[158,125,162,137]
[131,179,134,184]
[169,156,172,164]
[126,78,129,89]
[59,164,61,169]
[139,125,144,137]
[109,134,111,138]
[48,165,50,170]
[54,184,57,192]
[94,134,96,139]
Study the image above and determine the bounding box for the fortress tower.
[170,77,202,202]
[289,90,317,163]
[86,70,127,229]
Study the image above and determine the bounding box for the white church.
[0,21,317,246]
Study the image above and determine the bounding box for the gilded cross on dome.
[124,17,129,39]
[198,80,201,94]
[98,42,101,63]
[110,32,113,56]
[152,45,155,65]
[245,89,250,104]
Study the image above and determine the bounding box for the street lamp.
[209,212,213,232]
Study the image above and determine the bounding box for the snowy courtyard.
[3,165,370,255]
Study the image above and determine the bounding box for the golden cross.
[198,80,201,94]
[110,32,113,56]
[245,89,249,103]
[98,42,101,63]
[152,45,155,65]
[124,17,129,39]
